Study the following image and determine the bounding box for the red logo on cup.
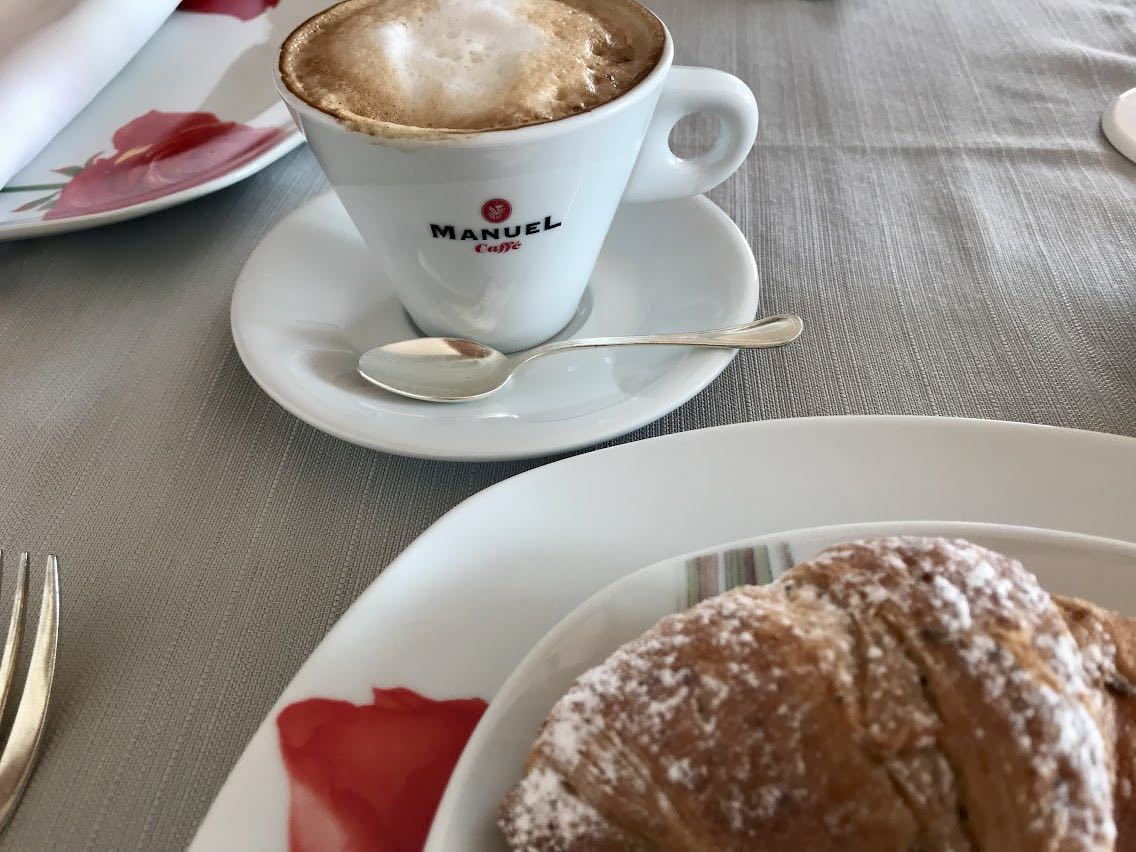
[481,198,511,223]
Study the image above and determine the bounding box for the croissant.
[499,537,1136,851]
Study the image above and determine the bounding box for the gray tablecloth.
[1,0,1134,847]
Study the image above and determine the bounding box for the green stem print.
[0,183,67,193]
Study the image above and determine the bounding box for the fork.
[0,553,60,831]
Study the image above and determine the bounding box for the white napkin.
[0,0,181,187]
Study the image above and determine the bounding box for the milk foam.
[373,0,550,126]
[280,0,665,133]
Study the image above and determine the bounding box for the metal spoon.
[357,314,803,403]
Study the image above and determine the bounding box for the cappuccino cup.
[276,0,758,352]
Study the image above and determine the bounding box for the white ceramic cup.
[275,9,758,352]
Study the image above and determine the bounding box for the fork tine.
[0,552,28,724]
[0,555,59,830]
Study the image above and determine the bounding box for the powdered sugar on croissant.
[500,537,1136,851]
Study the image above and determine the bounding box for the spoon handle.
[526,314,803,361]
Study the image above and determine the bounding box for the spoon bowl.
[358,314,804,403]
[358,338,517,402]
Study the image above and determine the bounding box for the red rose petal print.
[178,0,279,21]
[111,110,224,151]
[44,111,284,220]
[277,687,487,852]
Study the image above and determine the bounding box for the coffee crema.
[279,0,665,134]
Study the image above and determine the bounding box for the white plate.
[0,2,318,241]
[429,521,1136,850]
[230,191,760,461]
[191,416,1136,851]
[1103,87,1136,165]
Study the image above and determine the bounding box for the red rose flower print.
[277,687,487,852]
[178,0,279,21]
[27,111,284,220]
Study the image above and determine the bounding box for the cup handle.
[622,66,758,204]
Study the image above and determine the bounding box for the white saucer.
[1103,88,1136,164]
[231,191,759,461]
[429,521,1136,850]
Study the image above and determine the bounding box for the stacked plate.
[191,416,1136,849]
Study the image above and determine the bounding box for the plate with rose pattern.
[0,0,322,241]
[189,418,1136,851]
